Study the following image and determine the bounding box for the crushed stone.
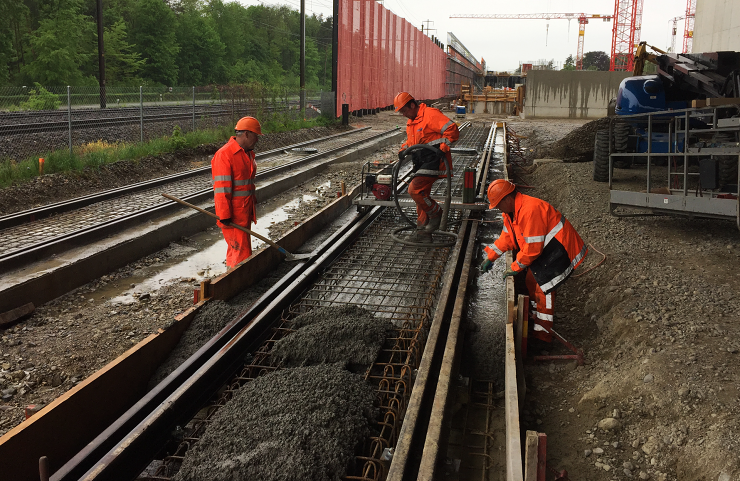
[542,117,610,162]
[173,364,377,481]
[271,305,392,369]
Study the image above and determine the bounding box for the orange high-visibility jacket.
[211,137,257,226]
[400,103,460,175]
[484,192,587,293]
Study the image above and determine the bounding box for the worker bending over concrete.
[211,116,262,268]
[395,92,460,242]
[480,180,587,342]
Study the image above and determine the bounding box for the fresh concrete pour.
[170,306,389,480]
[272,305,392,370]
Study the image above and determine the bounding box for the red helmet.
[487,179,516,209]
[393,92,414,111]
[234,116,262,135]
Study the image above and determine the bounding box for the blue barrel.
[456,105,466,115]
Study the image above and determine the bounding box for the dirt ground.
[2,110,738,481]
[506,118,740,481]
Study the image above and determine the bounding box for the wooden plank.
[524,430,539,481]
[0,302,202,481]
[505,322,524,481]
[0,302,34,328]
[706,97,740,106]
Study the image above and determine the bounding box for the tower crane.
[610,0,643,71]
[683,0,696,53]
[449,13,612,70]
[669,16,686,53]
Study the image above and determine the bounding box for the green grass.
[0,114,339,189]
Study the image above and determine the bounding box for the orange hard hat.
[394,92,414,111]
[487,179,516,209]
[234,116,262,135]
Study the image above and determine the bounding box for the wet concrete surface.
[173,364,377,481]
[272,306,392,371]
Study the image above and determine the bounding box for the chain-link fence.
[0,85,336,161]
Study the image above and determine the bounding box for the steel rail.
[0,127,395,273]
[0,127,372,230]
[52,206,386,481]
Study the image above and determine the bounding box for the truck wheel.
[613,122,632,169]
[593,130,611,182]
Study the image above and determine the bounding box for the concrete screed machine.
[595,43,740,227]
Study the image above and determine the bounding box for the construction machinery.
[594,44,740,228]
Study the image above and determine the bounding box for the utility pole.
[422,19,436,37]
[300,0,306,113]
[96,0,106,108]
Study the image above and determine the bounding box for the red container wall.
[337,0,446,116]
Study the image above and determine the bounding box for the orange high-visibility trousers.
[221,213,254,268]
[408,176,442,227]
[525,269,555,342]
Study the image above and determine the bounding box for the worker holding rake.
[211,116,262,268]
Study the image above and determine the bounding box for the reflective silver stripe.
[441,120,454,134]
[234,179,254,186]
[539,243,588,292]
[502,225,509,233]
[545,216,564,246]
[214,175,232,181]
[491,244,504,256]
[214,187,232,194]
[516,260,527,270]
[533,324,548,332]
[415,169,443,176]
[524,234,545,243]
[233,191,253,197]
[546,293,552,309]
[536,311,554,322]
[427,138,451,146]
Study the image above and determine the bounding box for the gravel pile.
[173,364,377,481]
[541,117,610,162]
[271,306,391,369]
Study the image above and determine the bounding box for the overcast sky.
[236,0,689,72]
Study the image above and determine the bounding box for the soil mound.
[542,117,610,162]
[173,364,376,481]
[271,306,391,369]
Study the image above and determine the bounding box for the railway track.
[42,123,500,481]
[0,127,394,274]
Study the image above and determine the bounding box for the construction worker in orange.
[394,92,460,242]
[211,116,262,268]
[480,180,587,342]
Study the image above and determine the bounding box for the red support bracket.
[531,328,585,366]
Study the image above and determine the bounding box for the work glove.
[398,150,406,161]
[479,259,493,273]
[219,218,231,226]
[502,269,517,280]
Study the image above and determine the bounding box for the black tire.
[593,130,611,182]
[613,122,632,169]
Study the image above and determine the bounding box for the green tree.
[104,19,145,85]
[129,0,180,86]
[175,5,226,85]
[562,54,576,71]
[21,0,97,85]
[582,51,610,71]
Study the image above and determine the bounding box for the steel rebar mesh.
[137,124,491,481]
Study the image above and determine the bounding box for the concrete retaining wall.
[523,70,630,119]
[693,0,740,52]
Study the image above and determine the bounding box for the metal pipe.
[192,86,195,131]
[300,0,306,113]
[96,0,106,109]
[684,111,690,196]
[139,86,143,143]
[68,86,72,155]
[647,114,653,194]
